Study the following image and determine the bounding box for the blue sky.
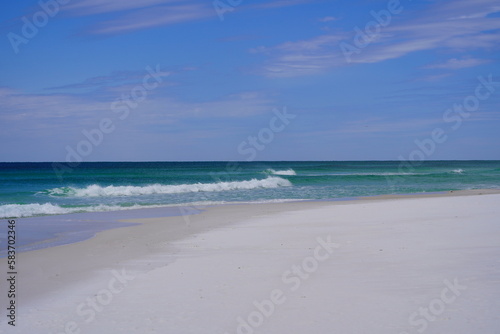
[0,0,499,162]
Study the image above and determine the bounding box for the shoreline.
[2,188,500,257]
[1,190,500,332]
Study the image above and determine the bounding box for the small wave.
[0,203,145,219]
[45,177,292,198]
[451,169,464,174]
[349,172,419,176]
[304,172,419,176]
[266,169,297,176]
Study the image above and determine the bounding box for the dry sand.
[2,190,500,333]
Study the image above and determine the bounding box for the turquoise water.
[1,161,500,219]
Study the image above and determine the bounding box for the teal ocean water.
[1,161,500,219]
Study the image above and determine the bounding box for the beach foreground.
[2,191,500,333]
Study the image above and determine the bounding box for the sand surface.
[1,191,500,333]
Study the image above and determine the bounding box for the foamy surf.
[0,198,305,219]
[45,177,292,198]
[0,203,147,219]
[0,201,241,219]
[308,172,420,176]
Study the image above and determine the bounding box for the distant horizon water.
[2,160,500,219]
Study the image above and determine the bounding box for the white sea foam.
[304,172,419,176]
[0,203,145,219]
[46,177,292,198]
[266,168,297,176]
[341,172,419,176]
[451,169,464,174]
[0,197,303,219]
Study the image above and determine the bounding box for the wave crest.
[266,169,297,176]
[46,177,292,198]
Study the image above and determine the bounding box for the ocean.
[1,160,500,255]
[2,160,500,219]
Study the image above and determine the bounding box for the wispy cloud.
[65,0,315,35]
[219,34,262,43]
[60,0,215,35]
[47,70,172,91]
[318,16,338,22]
[253,0,500,77]
[0,83,276,135]
[84,3,213,35]
[336,117,443,135]
[424,57,491,70]
[132,91,276,130]
[249,0,316,10]
[64,0,179,16]
[250,34,348,77]
[418,73,453,82]
[0,87,110,127]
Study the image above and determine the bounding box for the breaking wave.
[45,177,292,198]
[0,203,145,219]
[266,169,297,176]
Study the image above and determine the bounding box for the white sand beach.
[2,190,500,333]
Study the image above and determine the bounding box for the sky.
[0,0,499,162]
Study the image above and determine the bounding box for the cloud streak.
[248,0,316,10]
[0,84,277,135]
[84,3,213,35]
[253,0,500,77]
[64,0,315,35]
[64,0,179,16]
[47,70,172,91]
[424,57,491,70]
